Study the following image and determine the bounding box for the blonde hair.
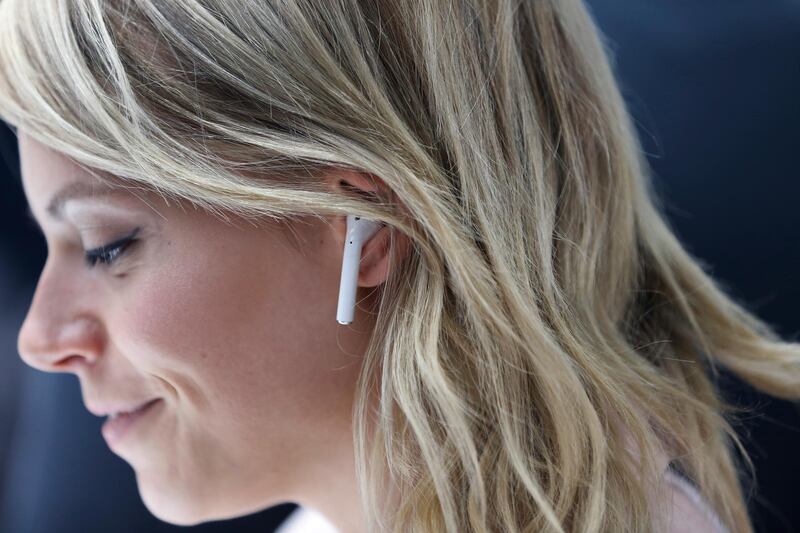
[0,0,797,531]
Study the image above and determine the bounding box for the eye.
[84,227,141,269]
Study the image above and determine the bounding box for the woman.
[0,0,797,532]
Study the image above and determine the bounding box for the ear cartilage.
[336,214,383,324]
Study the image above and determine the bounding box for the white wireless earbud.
[336,214,383,324]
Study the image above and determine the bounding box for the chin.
[136,472,213,526]
[135,471,271,526]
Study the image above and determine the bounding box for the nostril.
[55,354,88,368]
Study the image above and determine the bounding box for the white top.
[274,470,729,533]
[274,507,340,533]
[662,469,730,533]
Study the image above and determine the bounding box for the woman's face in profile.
[14,131,376,524]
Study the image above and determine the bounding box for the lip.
[101,398,163,448]
[86,398,161,418]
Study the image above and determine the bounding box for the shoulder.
[661,469,730,533]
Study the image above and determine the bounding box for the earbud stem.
[336,215,382,324]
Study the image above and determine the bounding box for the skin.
[15,130,409,531]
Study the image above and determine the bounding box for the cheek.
[117,231,358,430]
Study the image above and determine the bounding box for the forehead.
[18,131,108,199]
[15,131,262,234]
[17,132,172,226]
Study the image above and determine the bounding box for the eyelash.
[84,228,141,269]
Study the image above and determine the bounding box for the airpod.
[336,214,383,324]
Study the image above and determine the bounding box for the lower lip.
[101,398,163,448]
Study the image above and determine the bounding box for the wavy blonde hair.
[0,0,797,531]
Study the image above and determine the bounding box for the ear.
[324,168,412,289]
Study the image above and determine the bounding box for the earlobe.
[355,224,390,288]
[356,224,411,288]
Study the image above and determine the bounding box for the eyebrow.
[26,181,124,230]
[45,181,122,220]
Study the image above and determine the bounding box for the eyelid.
[86,230,138,253]
[84,227,142,268]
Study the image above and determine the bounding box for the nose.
[16,261,104,374]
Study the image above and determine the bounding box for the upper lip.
[85,398,161,417]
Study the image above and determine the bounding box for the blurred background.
[1,2,798,532]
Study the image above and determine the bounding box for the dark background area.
[1,2,798,532]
